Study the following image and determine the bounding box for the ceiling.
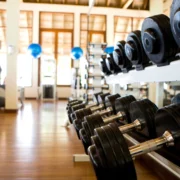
[0,0,149,10]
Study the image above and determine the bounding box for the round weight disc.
[115,95,136,124]
[108,123,137,180]
[129,99,158,139]
[94,127,118,168]
[170,0,180,47]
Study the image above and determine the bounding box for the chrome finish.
[103,112,123,123]
[119,119,141,134]
[91,104,104,112]
[87,102,98,108]
[162,131,174,147]
[99,107,113,116]
[129,131,174,158]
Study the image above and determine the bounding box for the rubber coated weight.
[105,53,121,74]
[104,94,121,114]
[79,127,90,154]
[170,0,180,47]
[100,56,112,76]
[73,93,116,139]
[93,92,103,105]
[141,14,179,66]
[125,30,151,71]
[80,95,136,154]
[113,41,133,73]
[88,104,180,180]
[102,125,126,170]
[91,136,108,168]
[115,95,136,124]
[155,104,180,166]
[108,123,137,180]
[129,99,158,139]
[98,93,111,108]
[94,127,118,168]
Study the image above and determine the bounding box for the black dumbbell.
[170,0,180,47]
[80,97,158,154]
[125,30,151,71]
[141,14,179,67]
[73,93,120,138]
[88,104,180,180]
[71,92,112,120]
[105,53,122,74]
[99,55,112,76]
[67,92,104,123]
[113,41,133,73]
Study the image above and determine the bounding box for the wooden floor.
[0,100,161,180]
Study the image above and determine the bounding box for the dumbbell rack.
[83,43,109,103]
[73,60,180,180]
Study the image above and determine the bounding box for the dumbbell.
[88,104,180,180]
[125,30,151,71]
[113,41,133,73]
[80,97,158,154]
[105,53,122,74]
[171,0,180,47]
[70,92,112,121]
[73,93,120,138]
[67,92,103,123]
[99,55,112,76]
[141,14,179,67]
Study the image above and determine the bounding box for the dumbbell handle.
[91,104,104,112]
[129,131,175,158]
[87,102,99,109]
[103,112,123,123]
[119,119,142,134]
[95,107,113,116]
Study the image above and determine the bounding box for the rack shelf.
[105,60,180,85]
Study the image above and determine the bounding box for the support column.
[73,12,80,68]
[148,82,164,108]
[25,9,39,98]
[5,0,20,110]
[155,82,164,108]
[106,14,114,46]
[112,84,120,94]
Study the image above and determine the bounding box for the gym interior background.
[0,0,180,180]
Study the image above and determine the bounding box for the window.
[80,14,106,55]
[0,10,33,87]
[40,12,74,86]
[114,16,144,44]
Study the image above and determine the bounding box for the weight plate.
[98,93,111,108]
[130,99,157,139]
[155,104,180,136]
[170,0,180,47]
[94,127,117,168]
[88,145,116,180]
[93,92,103,105]
[73,119,81,139]
[91,135,108,168]
[155,104,180,166]
[102,125,126,171]
[108,123,137,180]
[105,94,121,114]
[125,30,150,71]
[81,122,92,152]
[79,128,90,154]
[141,14,178,66]
[83,107,93,118]
[85,114,103,136]
[142,99,158,138]
[115,95,136,124]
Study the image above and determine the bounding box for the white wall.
[0,2,150,98]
